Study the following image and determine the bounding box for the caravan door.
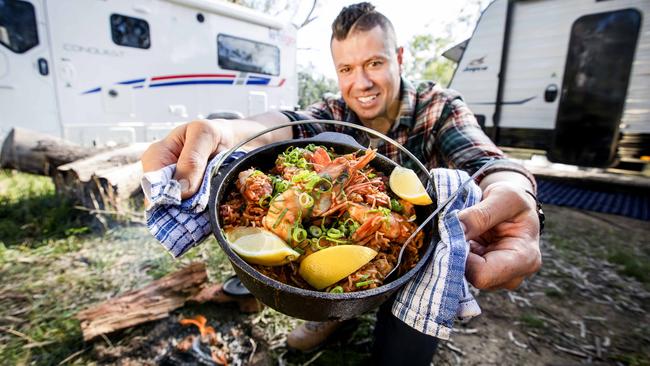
[550,9,642,167]
[0,0,59,137]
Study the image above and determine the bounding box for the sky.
[285,0,490,79]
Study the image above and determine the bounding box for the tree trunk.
[0,127,102,176]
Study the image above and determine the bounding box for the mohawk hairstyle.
[331,2,396,44]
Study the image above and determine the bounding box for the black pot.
[208,133,436,321]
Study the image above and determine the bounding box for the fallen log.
[0,127,102,176]
[77,262,209,341]
[76,263,261,341]
[54,143,149,212]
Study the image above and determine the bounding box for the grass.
[0,170,89,248]
[0,170,234,365]
[544,207,650,287]
[519,313,545,329]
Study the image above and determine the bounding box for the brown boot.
[286,320,346,352]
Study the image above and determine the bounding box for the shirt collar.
[393,77,417,131]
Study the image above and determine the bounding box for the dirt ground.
[1,203,649,365]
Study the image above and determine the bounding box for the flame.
[179,315,216,337]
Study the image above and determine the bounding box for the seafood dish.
[218,144,424,293]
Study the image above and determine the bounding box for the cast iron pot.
[208,133,436,321]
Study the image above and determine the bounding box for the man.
[142,3,542,364]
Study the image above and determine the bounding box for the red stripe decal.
[278,78,286,87]
[151,73,236,81]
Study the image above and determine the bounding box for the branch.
[298,0,318,29]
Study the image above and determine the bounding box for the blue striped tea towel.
[141,151,481,339]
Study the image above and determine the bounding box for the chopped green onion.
[273,208,288,229]
[367,172,376,179]
[312,237,327,250]
[308,225,322,237]
[390,198,403,212]
[355,280,375,288]
[315,179,333,193]
[294,247,305,255]
[326,228,344,239]
[258,195,271,208]
[329,286,344,293]
[325,237,348,244]
[299,192,314,209]
[292,227,307,243]
[359,274,370,281]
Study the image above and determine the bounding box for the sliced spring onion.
[292,227,307,243]
[326,228,344,239]
[390,198,403,212]
[273,208,288,229]
[355,280,375,288]
[329,286,344,293]
[315,179,333,193]
[308,225,322,237]
[258,195,271,208]
[299,192,314,208]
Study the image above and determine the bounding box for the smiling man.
[142,2,542,365]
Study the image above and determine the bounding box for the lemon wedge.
[389,166,433,205]
[299,245,378,290]
[225,227,300,266]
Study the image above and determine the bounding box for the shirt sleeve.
[432,96,537,192]
[281,100,337,139]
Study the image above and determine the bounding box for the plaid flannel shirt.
[282,78,536,191]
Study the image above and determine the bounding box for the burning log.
[76,263,262,341]
[76,262,208,341]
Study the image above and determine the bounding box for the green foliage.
[0,170,88,247]
[403,33,456,87]
[298,65,338,109]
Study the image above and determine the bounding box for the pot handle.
[212,119,434,186]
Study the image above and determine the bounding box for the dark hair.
[331,2,396,44]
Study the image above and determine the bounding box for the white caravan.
[445,0,649,169]
[0,0,298,146]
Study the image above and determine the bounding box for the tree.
[297,65,338,109]
[402,0,488,87]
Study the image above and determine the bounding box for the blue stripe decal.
[150,80,235,87]
[246,79,270,85]
[118,78,146,85]
[82,87,101,94]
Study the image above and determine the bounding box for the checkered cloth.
[142,151,481,339]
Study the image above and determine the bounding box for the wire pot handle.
[212,119,434,185]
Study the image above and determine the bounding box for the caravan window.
[110,14,150,49]
[217,34,280,76]
[0,0,39,54]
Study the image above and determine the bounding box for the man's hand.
[458,181,542,290]
[141,120,230,199]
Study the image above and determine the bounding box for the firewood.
[76,263,262,341]
[76,262,208,341]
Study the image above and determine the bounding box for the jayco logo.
[463,56,488,72]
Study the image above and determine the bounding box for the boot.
[286,320,352,352]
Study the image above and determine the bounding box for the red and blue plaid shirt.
[282,78,536,190]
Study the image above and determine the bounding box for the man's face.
[331,26,403,128]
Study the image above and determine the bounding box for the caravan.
[446,0,649,169]
[0,0,298,146]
